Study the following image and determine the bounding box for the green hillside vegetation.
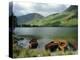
[21,5,78,27]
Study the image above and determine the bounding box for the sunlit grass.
[13,47,78,58]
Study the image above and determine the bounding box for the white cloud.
[14,2,33,9]
[13,2,70,16]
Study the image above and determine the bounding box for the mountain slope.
[22,5,78,27]
[65,5,78,12]
[17,13,44,24]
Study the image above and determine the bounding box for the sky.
[12,2,70,16]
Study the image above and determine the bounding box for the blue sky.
[13,2,70,16]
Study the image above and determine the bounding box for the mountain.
[65,5,78,12]
[25,5,78,27]
[17,13,44,25]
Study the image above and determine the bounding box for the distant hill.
[17,13,44,25]
[24,5,78,27]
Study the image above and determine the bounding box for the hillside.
[21,5,78,27]
[65,5,78,12]
[17,13,44,25]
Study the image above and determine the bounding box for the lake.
[14,27,78,49]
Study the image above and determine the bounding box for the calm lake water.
[14,27,77,49]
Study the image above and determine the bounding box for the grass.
[13,47,51,58]
[13,46,78,58]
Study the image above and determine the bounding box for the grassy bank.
[13,47,78,58]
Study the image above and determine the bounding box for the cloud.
[13,3,27,16]
[13,2,70,16]
[32,3,68,16]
